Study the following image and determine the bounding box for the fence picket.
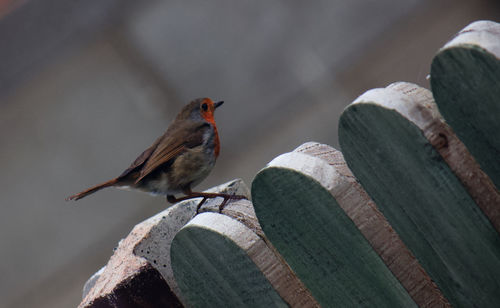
[339,82,500,307]
[252,148,417,307]
[431,20,500,189]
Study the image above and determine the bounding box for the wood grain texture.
[171,199,319,308]
[171,213,288,308]
[252,150,417,307]
[295,142,450,307]
[431,20,500,189]
[220,200,319,308]
[339,82,500,307]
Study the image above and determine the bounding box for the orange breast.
[213,124,220,158]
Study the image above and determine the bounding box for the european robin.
[66,98,245,212]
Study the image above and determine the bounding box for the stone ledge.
[80,179,249,307]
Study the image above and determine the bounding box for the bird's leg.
[166,193,208,204]
[218,197,230,213]
[167,189,247,213]
[218,190,243,213]
[196,197,207,214]
[167,194,208,214]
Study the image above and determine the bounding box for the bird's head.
[179,98,223,124]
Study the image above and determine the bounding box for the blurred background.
[0,0,498,306]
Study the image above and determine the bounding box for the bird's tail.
[66,178,119,201]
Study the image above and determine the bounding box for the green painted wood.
[251,153,416,307]
[431,20,500,189]
[338,84,500,307]
[171,213,287,308]
[294,142,451,307]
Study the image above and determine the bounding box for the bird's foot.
[216,193,247,213]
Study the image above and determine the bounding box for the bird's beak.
[214,101,224,109]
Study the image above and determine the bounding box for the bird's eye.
[201,103,208,111]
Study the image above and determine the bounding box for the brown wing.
[118,135,163,178]
[134,121,210,183]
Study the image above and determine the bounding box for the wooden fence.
[79,20,500,308]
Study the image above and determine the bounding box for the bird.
[66,98,246,212]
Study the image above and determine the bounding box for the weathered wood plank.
[295,142,450,307]
[338,82,500,307]
[252,148,417,307]
[171,212,289,308]
[431,20,500,189]
[171,197,319,308]
[220,199,319,308]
